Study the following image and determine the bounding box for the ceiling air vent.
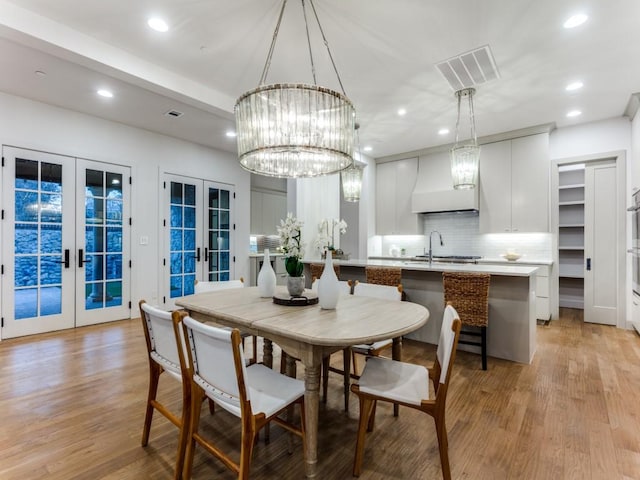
[435,45,500,91]
[164,109,184,118]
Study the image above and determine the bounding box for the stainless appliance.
[629,190,640,297]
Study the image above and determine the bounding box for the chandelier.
[341,124,365,202]
[450,87,480,189]
[235,0,356,178]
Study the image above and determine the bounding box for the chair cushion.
[351,339,393,355]
[201,363,304,419]
[358,357,430,406]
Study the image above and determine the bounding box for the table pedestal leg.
[303,363,320,478]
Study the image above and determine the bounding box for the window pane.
[219,231,230,251]
[170,205,182,227]
[106,172,123,198]
[41,162,62,192]
[86,254,104,282]
[106,227,122,253]
[15,288,38,319]
[86,198,104,224]
[40,286,62,316]
[184,253,195,274]
[86,169,104,197]
[219,271,230,281]
[220,190,230,209]
[184,184,196,205]
[220,252,230,270]
[41,225,62,254]
[209,210,219,230]
[106,199,123,224]
[16,224,38,254]
[40,256,62,285]
[209,231,219,251]
[106,281,122,307]
[15,158,38,190]
[170,253,182,275]
[106,254,122,280]
[209,189,219,208]
[40,193,62,223]
[220,211,230,230]
[170,276,182,298]
[171,182,182,204]
[86,226,104,253]
[171,229,182,252]
[86,284,104,309]
[15,256,37,286]
[184,275,195,295]
[184,230,195,251]
[184,207,195,228]
[15,191,38,222]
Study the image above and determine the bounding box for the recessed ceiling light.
[35,70,47,77]
[565,81,584,91]
[225,131,237,138]
[438,128,450,135]
[148,17,169,32]
[566,110,582,118]
[563,13,588,29]
[397,108,407,116]
[97,89,113,98]
[363,146,373,152]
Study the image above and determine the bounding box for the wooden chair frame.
[177,311,306,480]
[351,305,462,480]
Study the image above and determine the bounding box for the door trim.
[551,150,627,327]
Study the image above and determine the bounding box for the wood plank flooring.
[1,308,639,479]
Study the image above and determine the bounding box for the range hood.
[410,151,479,213]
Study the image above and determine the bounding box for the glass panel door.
[75,159,131,326]
[162,175,234,309]
[1,147,75,338]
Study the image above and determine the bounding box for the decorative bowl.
[501,252,522,261]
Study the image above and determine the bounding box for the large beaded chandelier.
[235,0,356,178]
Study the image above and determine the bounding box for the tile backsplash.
[377,212,552,261]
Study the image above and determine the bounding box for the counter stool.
[442,272,490,370]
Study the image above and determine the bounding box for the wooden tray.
[273,291,318,306]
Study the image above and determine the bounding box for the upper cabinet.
[376,158,421,235]
[479,133,550,233]
[250,190,287,235]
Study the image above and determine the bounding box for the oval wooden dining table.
[176,285,430,478]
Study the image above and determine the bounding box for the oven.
[629,190,640,297]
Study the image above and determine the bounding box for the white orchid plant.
[316,218,348,253]
[277,212,305,277]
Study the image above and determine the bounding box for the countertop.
[249,252,284,258]
[307,258,539,277]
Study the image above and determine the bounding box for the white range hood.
[410,150,479,213]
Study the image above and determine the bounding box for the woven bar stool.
[442,272,490,370]
[365,266,401,286]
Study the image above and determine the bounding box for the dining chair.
[194,277,258,365]
[442,271,490,370]
[351,303,462,480]
[138,300,191,480]
[178,313,306,480]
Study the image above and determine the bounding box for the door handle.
[204,248,208,262]
[586,257,591,271]
[57,249,70,268]
[196,247,201,262]
[78,249,85,268]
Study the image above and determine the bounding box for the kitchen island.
[304,258,538,364]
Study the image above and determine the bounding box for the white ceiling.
[0,0,638,159]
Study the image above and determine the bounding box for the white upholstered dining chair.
[178,313,306,479]
[350,303,462,480]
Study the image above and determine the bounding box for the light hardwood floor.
[1,308,639,479]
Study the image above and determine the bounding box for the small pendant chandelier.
[450,87,480,189]
[235,0,356,178]
[341,124,365,202]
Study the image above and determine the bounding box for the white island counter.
[304,258,538,364]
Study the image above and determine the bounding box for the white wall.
[0,91,250,311]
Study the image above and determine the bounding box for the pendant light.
[450,87,480,189]
[341,123,365,202]
[235,0,356,178]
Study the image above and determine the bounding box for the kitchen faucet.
[428,231,444,263]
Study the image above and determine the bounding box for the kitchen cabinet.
[479,133,549,233]
[250,190,287,235]
[376,157,421,235]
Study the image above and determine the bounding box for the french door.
[1,147,131,338]
[162,174,235,309]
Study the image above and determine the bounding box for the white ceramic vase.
[257,249,276,298]
[317,250,339,309]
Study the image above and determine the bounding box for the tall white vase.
[257,249,276,298]
[317,250,339,309]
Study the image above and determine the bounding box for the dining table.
[175,285,429,478]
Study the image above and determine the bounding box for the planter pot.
[287,275,305,297]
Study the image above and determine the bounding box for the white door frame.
[551,150,627,327]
